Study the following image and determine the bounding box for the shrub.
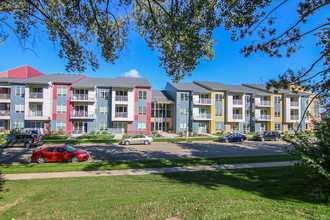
[102,131,109,135]
[56,130,65,135]
[156,134,161,137]
[89,130,95,135]
[168,130,172,133]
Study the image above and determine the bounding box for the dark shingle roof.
[151,90,173,102]
[243,84,311,96]
[25,73,85,84]
[111,77,151,88]
[194,81,271,95]
[72,77,113,88]
[0,78,27,84]
[168,82,210,93]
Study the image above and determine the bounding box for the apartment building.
[151,90,174,132]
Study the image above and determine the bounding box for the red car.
[31,146,89,164]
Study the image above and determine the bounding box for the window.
[245,95,250,103]
[275,96,281,104]
[100,89,109,99]
[57,87,67,97]
[314,101,319,108]
[275,109,281,118]
[138,91,147,99]
[180,123,187,130]
[31,121,43,129]
[14,121,24,129]
[275,123,281,131]
[215,108,222,116]
[15,104,24,113]
[100,106,108,115]
[99,122,108,131]
[56,121,66,131]
[116,90,127,96]
[243,123,250,133]
[138,106,147,115]
[180,93,188,101]
[315,111,319,118]
[56,104,67,113]
[180,108,187,116]
[215,122,222,131]
[15,86,24,96]
[215,94,223,102]
[245,109,250,117]
[137,122,146,131]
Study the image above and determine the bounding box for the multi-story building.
[0,65,322,134]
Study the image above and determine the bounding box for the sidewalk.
[1,161,295,180]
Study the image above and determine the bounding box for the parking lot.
[0,140,290,165]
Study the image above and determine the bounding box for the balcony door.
[74,121,87,134]
[74,106,87,114]
[31,104,42,116]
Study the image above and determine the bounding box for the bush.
[102,131,109,135]
[56,130,65,135]
[156,134,161,137]
[89,130,95,135]
[168,130,172,133]
[283,120,330,202]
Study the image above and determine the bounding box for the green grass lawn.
[76,134,115,139]
[0,154,297,174]
[0,166,328,219]
[42,135,70,140]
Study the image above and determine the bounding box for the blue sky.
[0,1,327,90]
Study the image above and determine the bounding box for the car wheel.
[275,137,279,141]
[25,142,31,148]
[225,139,229,143]
[261,137,265,142]
[71,156,80,163]
[240,138,244,142]
[37,157,46,164]
[144,140,150,145]
[124,141,130,146]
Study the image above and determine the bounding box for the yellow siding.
[151,118,154,122]
[210,92,225,133]
[166,118,173,130]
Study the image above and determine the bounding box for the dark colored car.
[218,133,247,143]
[253,131,281,141]
[31,146,89,164]
[2,134,43,148]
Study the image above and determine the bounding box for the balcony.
[115,96,128,102]
[255,115,273,121]
[0,110,10,119]
[193,113,213,120]
[233,114,243,119]
[71,94,95,102]
[255,100,273,107]
[29,92,43,99]
[115,112,128,118]
[290,115,299,120]
[193,98,212,105]
[70,111,95,119]
[0,94,11,102]
[29,111,43,117]
[290,101,299,107]
[233,100,243,105]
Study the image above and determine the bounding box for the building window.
[137,122,147,131]
[180,123,187,130]
[245,109,250,117]
[215,94,223,102]
[15,86,24,96]
[99,122,108,131]
[275,96,281,104]
[275,109,281,118]
[180,108,187,116]
[57,87,67,97]
[215,108,222,116]
[56,121,66,131]
[243,123,250,133]
[315,111,319,118]
[138,106,147,115]
[180,93,188,101]
[288,123,294,131]
[100,90,109,99]
[245,95,250,104]
[314,101,319,108]
[14,121,24,129]
[56,104,67,113]
[100,106,108,115]
[15,104,24,113]
[275,123,281,131]
[215,122,222,131]
[139,91,147,99]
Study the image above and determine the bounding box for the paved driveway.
[0,140,290,165]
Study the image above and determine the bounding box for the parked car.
[31,146,89,164]
[2,134,43,148]
[253,131,281,141]
[218,133,247,143]
[121,135,153,145]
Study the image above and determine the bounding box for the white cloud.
[123,69,141,78]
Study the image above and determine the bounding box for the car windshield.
[226,134,232,137]
[63,146,76,153]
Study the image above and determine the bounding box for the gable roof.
[111,77,151,88]
[24,73,86,85]
[243,84,311,96]
[167,82,210,93]
[151,90,173,102]
[71,77,113,88]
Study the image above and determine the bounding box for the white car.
[121,135,153,145]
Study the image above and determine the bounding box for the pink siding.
[134,87,151,134]
[0,65,44,78]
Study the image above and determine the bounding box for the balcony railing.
[193,98,212,105]
[233,100,243,105]
[290,101,299,107]
[256,115,273,121]
[71,94,95,101]
[0,94,10,99]
[233,114,243,119]
[193,113,212,120]
[115,96,128,101]
[29,111,43,117]
[70,111,95,118]
[29,92,43,99]
[290,115,299,120]
[256,100,273,107]
[115,112,128,118]
[0,110,10,116]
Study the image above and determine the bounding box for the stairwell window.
[181,93,188,101]
[275,110,281,117]
[137,122,146,131]
[57,87,67,97]
[15,104,24,113]
[100,90,109,99]
[16,86,25,96]
[56,121,66,131]
[215,94,222,102]
[215,108,222,116]
[138,106,147,115]
[100,106,108,115]
[99,122,108,131]
[57,104,67,113]
[139,91,147,99]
